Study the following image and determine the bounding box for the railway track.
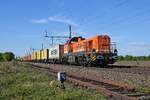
[89,65,150,75]
[29,62,150,75]
[21,62,150,100]
[70,64,150,75]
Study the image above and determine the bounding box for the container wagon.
[41,49,49,63]
[37,51,41,62]
[48,45,64,63]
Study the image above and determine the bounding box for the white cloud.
[31,19,48,24]
[120,47,150,56]
[129,42,150,47]
[31,16,78,26]
[126,42,150,55]
[48,16,78,26]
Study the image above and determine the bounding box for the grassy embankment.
[0,62,107,100]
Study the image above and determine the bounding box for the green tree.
[117,55,150,61]
[148,55,150,60]
[125,55,133,60]
[118,55,124,61]
[0,52,3,61]
[132,56,137,61]
[2,52,15,61]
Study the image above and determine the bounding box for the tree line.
[118,55,150,61]
[0,52,15,61]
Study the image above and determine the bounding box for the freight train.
[22,35,117,66]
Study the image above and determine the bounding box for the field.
[0,62,107,100]
[29,62,150,98]
[114,61,150,67]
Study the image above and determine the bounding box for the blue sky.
[0,0,150,56]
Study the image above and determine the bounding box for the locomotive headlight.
[97,55,104,59]
[112,55,117,59]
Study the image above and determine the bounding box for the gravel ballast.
[35,63,150,88]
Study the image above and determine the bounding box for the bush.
[0,53,3,61]
[118,55,124,61]
[118,55,150,61]
[3,52,15,61]
[0,52,15,61]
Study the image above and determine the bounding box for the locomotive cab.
[68,36,85,44]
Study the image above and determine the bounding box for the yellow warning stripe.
[91,56,96,61]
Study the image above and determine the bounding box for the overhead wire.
[97,0,150,30]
